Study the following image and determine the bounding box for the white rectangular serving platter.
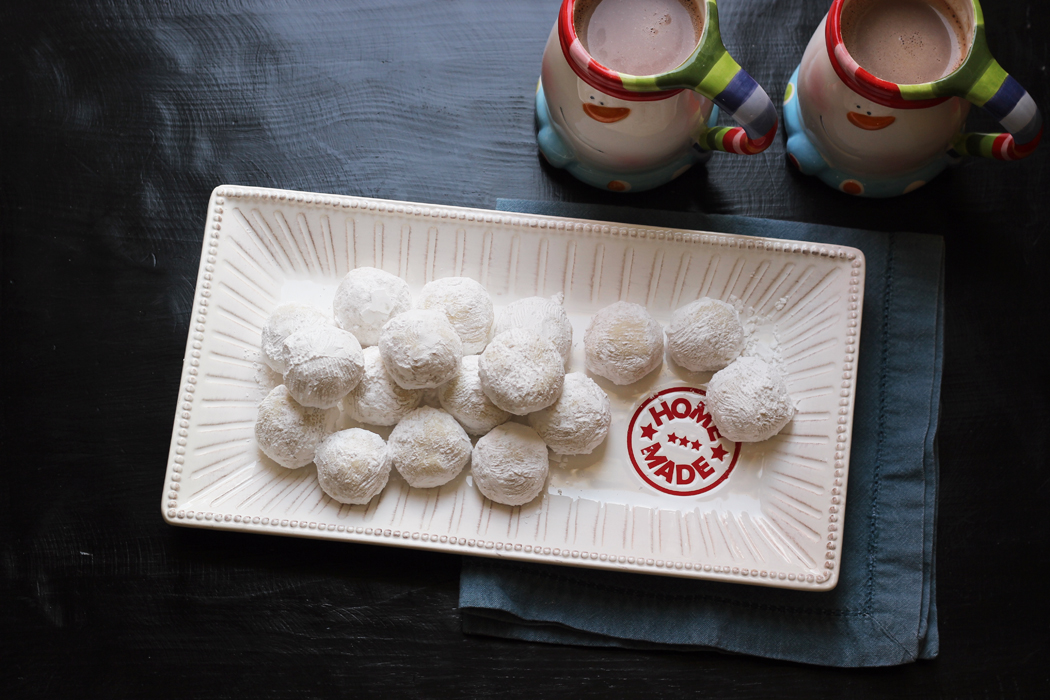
[163,185,865,591]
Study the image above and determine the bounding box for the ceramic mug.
[784,0,1043,197]
[536,0,778,192]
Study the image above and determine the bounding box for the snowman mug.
[784,0,1043,197]
[536,0,778,192]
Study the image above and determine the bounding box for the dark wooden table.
[3,1,1047,696]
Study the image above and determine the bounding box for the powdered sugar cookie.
[528,372,611,455]
[378,309,463,390]
[313,428,390,504]
[281,325,364,409]
[666,297,745,372]
[254,385,330,469]
[387,407,471,489]
[437,355,511,435]
[705,357,795,442]
[260,303,329,373]
[342,347,423,426]
[415,277,493,354]
[492,293,573,365]
[471,422,549,506]
[478,328,564,415]
[333,267,412,346]
[584,301,664,385]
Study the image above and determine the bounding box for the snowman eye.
[590,96,595,101]
[866,111,872,115]
[599,101,605,106]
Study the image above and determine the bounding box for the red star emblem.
[668,432,679,444]
[710,443,729,462]
[691,439,701,451]
[679,434,690,446]
[640,424,657,440]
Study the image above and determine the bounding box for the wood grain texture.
[1,0,1048,697]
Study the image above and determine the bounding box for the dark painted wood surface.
[2,0,1047,696]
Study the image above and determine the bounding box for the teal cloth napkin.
[458,200,942,667]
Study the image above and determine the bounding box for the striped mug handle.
[938,3,1043,160]
[661,1,778,155]
[949,58,1042,161]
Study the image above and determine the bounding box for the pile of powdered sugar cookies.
[254,267,795,510]
[585,297,796,443]
[255,268,611,508]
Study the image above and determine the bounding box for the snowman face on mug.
[816,91,899,155]
[807,79,967,173]
[574,79,682,138]
[845,102,896,131]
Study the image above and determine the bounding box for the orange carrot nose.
[847,112,896,130]
[583,103,631,123]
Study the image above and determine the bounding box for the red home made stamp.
[627,387,741,496]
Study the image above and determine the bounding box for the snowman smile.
[847,112,896,130]
[583,103,631,123]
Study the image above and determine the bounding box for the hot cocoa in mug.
[574,0,704,78]
[842,0,969,86]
